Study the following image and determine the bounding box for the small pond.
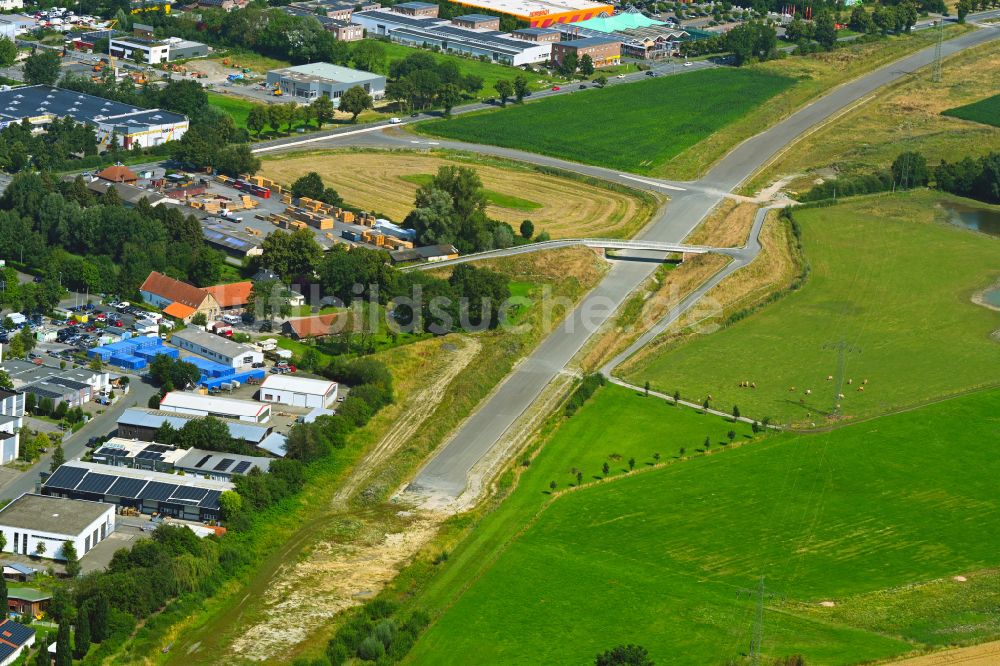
[940,201,1000,238]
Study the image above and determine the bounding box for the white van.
[222,314,242,326]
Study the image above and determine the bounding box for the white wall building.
[0,0,25,13]
[170,328,263,369]
[159,391,271,423]
[258,375,339,409]
[0,389,24,464]
[0,494,115,561]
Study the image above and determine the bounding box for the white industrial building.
[0,494,115,561]
[159,391,271,423]
[352,8,553,65]
[258,374,339,409]
[0,86,188,149]
[170,328,263,369]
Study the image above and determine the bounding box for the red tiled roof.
[96,164,138,183]
[286,314,340,339]
[140,271,212,309]
[203,281,253,308]
[163,302,197,320]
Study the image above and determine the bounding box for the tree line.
[0,171,224,297]
[803,151,1000,204]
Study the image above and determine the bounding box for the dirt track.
[225,337,481,661]
[890,641,1000,665]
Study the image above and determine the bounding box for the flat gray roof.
[175,448,272,474]
[117,407,271,443]
[270,62,382,85]
[171,327,256,360]
[0,494,110,534]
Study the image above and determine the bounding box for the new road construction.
[264,22,1000,507]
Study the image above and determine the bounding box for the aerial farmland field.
[417,68,794,174]
[409,384,1000,665]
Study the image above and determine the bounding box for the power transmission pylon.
[822,338,861,414]
[738,576,779,666]
[932,19,944,83]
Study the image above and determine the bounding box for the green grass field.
[416,68,794,174]
[397,173,541,211]
[207,91,254,129]
[408,384,1000,665]
[942,92,1000,128]
[623,191,1000,426]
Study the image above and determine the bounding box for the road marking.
[617,174,686,191]
[252,123,392,154]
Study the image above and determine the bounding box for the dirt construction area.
[260,150,657,239]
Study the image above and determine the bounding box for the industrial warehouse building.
[42,461,232,522]
[116,407,273,445]
[158,391,272,423]
[93,439,272,480]
[353,7,553,65]
[0,86,188,149]
[448,0,612,27]
[266,63,386,105]
[170,328,263,369]
[174,448,272,480]
[0,494,115,561]
[558,10,690,58]
[258,375,339,409]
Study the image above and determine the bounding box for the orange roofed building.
[203,281,253,310]
[95,164,139,183]
[282,314,342,339]
[449,0,612,27]
[139,271,222,323]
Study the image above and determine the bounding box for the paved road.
[395,24,1000,501]
[0,379,158,501]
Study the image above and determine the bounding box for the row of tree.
[804,151,1000,204]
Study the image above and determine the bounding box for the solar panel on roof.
[170,486,208,502]
[213,458,235,472]
[199,490,222,509]
[76,472,117,494]
[147,445,169,453]
[108,477,147,499]
[194,455,212,469]
[44,465,88,490]
[139,481,178,501]
[231,461,251,475]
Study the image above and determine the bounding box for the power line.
[933,19,944,83]
[822,338,861,414]
[738,576,780,665]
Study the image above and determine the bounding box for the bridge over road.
[400,238,742,271]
